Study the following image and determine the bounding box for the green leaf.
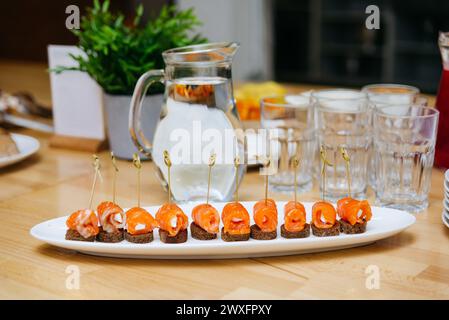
[51,1,207,95]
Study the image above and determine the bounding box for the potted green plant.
[54,0,205,159]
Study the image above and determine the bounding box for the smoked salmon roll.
[156,203,189,243]
[190,203,220,240]
[96,201,125,242]
[311,201,340,237]
[251,199,278,240]
[125,207,159,243]
[281,201,310,239]
[337,197,372,234]
[221,202,250,241]
[65,209,99,242]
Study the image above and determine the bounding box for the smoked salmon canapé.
[65,209,99,242]
[156,203,189,243]
[221,202,251,241]
[124,207,159,243]
[190,203,220,240]
[251,199,278,240]
[337,197,372,234]
[96,201,125,242]
[311,201,340,237]
[281,201,310,239]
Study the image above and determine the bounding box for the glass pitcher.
[435,32,449,168]
[129,42,245,202]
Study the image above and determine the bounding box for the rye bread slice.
[250,224,277,240]
[340,219,367,234]
[124,231,154,243]
[159,228,188,243]
[280,223,310,239]
[311,221,340,237]
[65,229,95,242]
[221,227,250,242]
[190,222,217,240]
[96,227,124,243]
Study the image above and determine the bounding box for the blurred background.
[1,0,449,93]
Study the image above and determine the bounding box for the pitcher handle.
[129,69,165,157]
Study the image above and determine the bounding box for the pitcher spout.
[439,32,449,69]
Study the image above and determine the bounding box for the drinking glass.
[313,89,371,200]
[362,83,426,106]
[261,95,315,193]
[373,105,439,213]
[362,84,427,190]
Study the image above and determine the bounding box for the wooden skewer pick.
[206,153,216,204]
[257,155,271,205]
[163,150,172,204]
[110,152,119,204]
[339,146,351,198]
[234,156,240,203]
[292,156,300,203]
[133,153,142,208]
[319,145,333,201]
[88,155,101,210]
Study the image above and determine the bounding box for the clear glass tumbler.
[261,95,315,193]
[313,89,372,200]
[373,105,439,213]
[362,84,420,105]
[362,84,426,191]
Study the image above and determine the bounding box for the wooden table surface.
[0,61,448,300]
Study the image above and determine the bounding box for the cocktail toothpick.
[257,155,271,205]
[133,153,142,208]
[339,146,351,198]
[88,155,101,209]
[206,153,216,204]
[292,156,300,203]
[163,150,172,204]
[234,156,240,203]
[320,145,333,201]
[110,152,119,204]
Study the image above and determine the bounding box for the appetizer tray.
[30,201,415,259]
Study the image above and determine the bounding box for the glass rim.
[311,89,367,101]
[162,42,239,65]
[362,83,420,96]
[261,94,311,109]
[374,104,439,119]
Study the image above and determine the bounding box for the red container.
[435,32,449,168]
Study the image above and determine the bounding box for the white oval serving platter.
[30,201,416,259]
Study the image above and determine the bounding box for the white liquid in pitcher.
[152,77,244,202]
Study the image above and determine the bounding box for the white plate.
[30,201,416,259]
[0,133,40,168]
[444,199,449,213]
[442,212,449,229]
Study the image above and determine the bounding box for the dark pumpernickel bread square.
[96,227,124,243]
[250,224,277,240]
[340,220,367,234]
[280,223,310,239]
[65,229,95,242]
[159,228,188,243]
[221,227,250,242]
[311,221,340,237]
[124,231,154,243]
[190,222,217,240]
